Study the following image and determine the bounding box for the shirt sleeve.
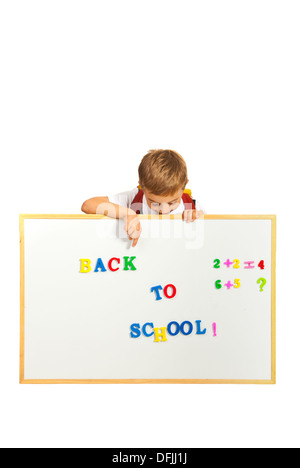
[108,188,139,209]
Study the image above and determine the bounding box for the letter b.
[79,259,91,273]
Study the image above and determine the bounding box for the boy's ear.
[183,179,189,190]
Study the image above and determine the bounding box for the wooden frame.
[19,214,276,384]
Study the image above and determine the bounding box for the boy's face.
[142,186,184,214]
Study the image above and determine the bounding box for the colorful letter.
[167,321,180,336]
[80,258,91,273]
[180,321,193,336]
[108,257,120,272]
[195,320,207,335]
[123,256,137,271]
[130,323,141,338]
[153,327,168,342]
[142,322,154,337]
[94,258,107,272]
[163,284,177,299]
[151,285,163,301]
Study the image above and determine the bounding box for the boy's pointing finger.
[132,238,138,247]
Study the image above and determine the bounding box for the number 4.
[258,260,265,270]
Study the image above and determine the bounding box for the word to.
[130,320,216,342]
[79,257,137,273]
[151,284,177,300]
[214,259,265,270]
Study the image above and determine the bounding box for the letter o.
[163,284,177,299]
[180,321,193,336]
[167,321,180,336]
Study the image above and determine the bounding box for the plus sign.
[224,280,234,290]
[224,259,233,268]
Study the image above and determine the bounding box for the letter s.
[130,323,141,338]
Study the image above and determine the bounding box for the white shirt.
[108,187,205,215]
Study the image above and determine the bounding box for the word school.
[130,320,211,342]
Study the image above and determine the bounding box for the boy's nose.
[159,204,170,214]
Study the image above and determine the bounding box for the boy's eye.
[150,200,179,207]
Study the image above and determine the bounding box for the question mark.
[257,278,267,291]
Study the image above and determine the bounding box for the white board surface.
[20,215,276,383]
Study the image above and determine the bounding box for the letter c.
[142,322,154,337]
[108,257,120,272]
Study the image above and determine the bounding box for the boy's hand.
[182,209,204,223]
[123,213,142,247]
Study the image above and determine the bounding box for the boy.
[81,149,204,247]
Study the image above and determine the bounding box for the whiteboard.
[19,215,276,384]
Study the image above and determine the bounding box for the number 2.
[214,259,221,268]
[233,259,240,269]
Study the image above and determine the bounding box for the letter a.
[94,258,107,272]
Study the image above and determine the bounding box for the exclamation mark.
[213,323,217,337]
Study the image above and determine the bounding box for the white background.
[0,0,299,448]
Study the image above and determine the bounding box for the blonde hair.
[138,149,188,196]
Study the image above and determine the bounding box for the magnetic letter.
[163,284,177,299]
[195,320,207,335]
[167,321,180,336]
[180,321,193,336]
[80,259,91,273]
[130,323,141,338]
[142,322,154,337]
[94,258,107,272]
[151,285,163,301]
[108,257,120,272]
[123,256,137,271]
[153,327,168,342]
